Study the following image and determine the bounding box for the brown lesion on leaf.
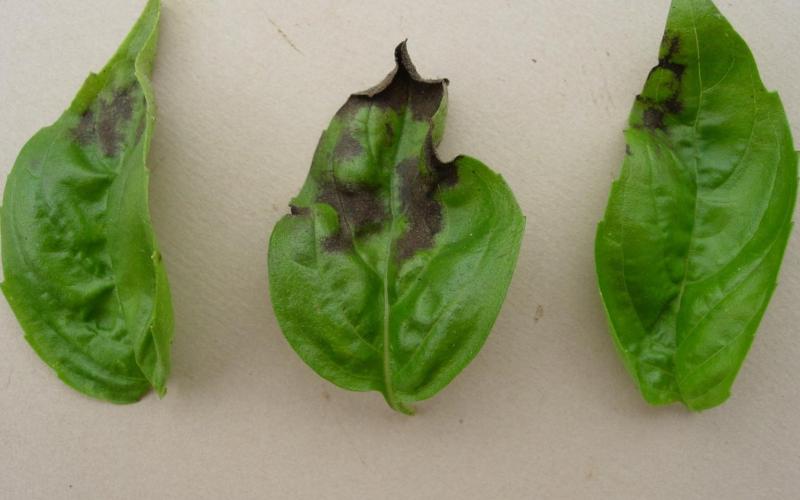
[97,87,136,156]
[302,42,457,259]
[656,35,685,78]
[337,41,448,123]
[72,85,142,157]
[395,136,458,261]
[333,132,363,159]
[636,33,687,132]
[642,108,666,130]
[317,182,387,251]
[74,110,96,146]
[663,96,683,115]
[290,205,309,216]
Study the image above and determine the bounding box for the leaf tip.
[392,40,449,88]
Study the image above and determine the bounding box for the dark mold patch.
[337,41,447,123]
[637,33,687,132]
[645,34,685,80]
[395,136,458,261]
[317,182,387,251]
[72,85,141,157]
[333,132,363,159]
[74,110,96,146]
[395,159,441,261]
[642,108,666,130]
[663,96,683,115]
[658,35,684,77]
[290,205,309,216]
[309,43,457,259]
[97,87,135,156]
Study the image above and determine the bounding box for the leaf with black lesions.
[596,0,798,410]
[268,42,525,414]
[1,0,173,403]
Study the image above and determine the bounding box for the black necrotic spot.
[333,132,363,159]
[308,43,457,258]
[643,108,666,130]
[335,42,447,124]
[317,182,387,251]
[290,205,309,216]
[657,36,686,79]
[664,97,683,115]
[395,138,458,261]
[638,33,687,132]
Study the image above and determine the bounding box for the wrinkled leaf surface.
[1,0,173,403]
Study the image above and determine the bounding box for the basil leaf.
[268,43,525,414]
[596,0,798,410]
[1,0,173,403]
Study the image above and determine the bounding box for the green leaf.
[1,0,173,403]
[595,0,797,410]
[268,42,525,414]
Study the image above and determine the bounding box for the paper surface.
[1,1,799,498]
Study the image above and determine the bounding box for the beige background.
[1,1,799,498]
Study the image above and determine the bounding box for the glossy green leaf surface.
[268,43,525,414]
[596,0,797,410]
[1,0,173,403]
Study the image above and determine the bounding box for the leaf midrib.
[381,101,413,414]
